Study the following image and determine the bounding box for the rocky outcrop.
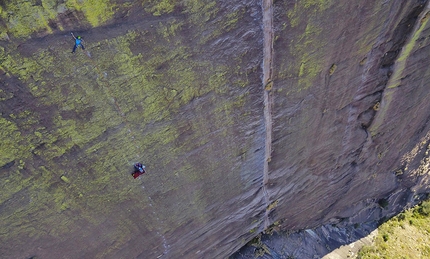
[1,0,430,258]
[232,221,379,259]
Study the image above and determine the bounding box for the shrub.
[357,245,378,259]
[417,201,430,216]
[382,233,389,242]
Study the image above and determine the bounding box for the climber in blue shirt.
[71,33,85,53]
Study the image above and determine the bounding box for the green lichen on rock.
[0,50,40,81]
[294,23,325,91]
[0,0,114,38]
[280,0,336,92]
[90,28,231,124]
[287,0,333,27]
[369,11,430,136]
[0,0,261,256]
[145,0,176,16]
[0,117,23,166]
[66,0,114,27]
[387,11,430,89]
[0,0,57,38]
[301,0,333,10]
[184,0,218,25]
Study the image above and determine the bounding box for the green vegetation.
[249,233,272,257]
[0,0,56,37]
[66,0,114,27]
[287,0,333,28]
[301,0,333,10]
[0,0,114,38]
[184,0,218,25]
[0,1,261,256]
[328,64,337,75]
[145,0,176,16]
[281,0,335,92]
[387,11,430,89]
[0,117,23,166]
[369,9,430,136]
[358,199,430,259]
[295,23,325,91]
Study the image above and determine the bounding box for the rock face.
[232,221,379,259]
[1,0,430,258]
[269,0,430,228]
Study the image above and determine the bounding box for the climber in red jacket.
[132,163,146,178]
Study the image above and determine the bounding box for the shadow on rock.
[230,221,378,259]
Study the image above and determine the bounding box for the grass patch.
[358,199,430,259]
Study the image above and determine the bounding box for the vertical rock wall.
[1,1,266,258]
[269,0,430,231]
[1,0,430,258]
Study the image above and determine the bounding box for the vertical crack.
[262,0,274,230]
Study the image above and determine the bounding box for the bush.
[357,246,378,259]
[417,201,430,216]
[382,233,389,242]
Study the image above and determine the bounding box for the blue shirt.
[75,39,82,45]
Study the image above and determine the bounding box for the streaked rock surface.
[1,0,430,258]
